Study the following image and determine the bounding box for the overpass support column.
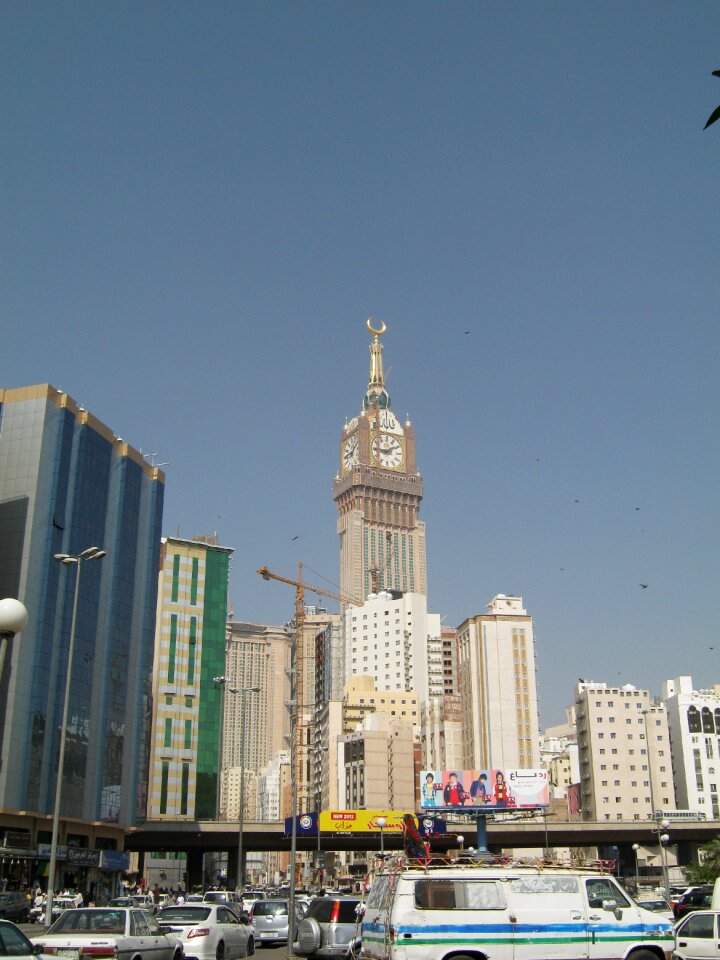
[186,849,204,891]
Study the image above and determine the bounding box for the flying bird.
[291,536,299,541]
[704,69,720,129]
[639,583,649,589]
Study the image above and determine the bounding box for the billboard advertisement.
[419,768,549,811]
[318,810,446,835]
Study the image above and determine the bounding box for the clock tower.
[334,319,427,602]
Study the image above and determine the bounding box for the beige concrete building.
[456,595,540,770]
[342,675,419,733]
[338,712,416,811]
[575,681,676,821]
[441,627,458,695]
[420,694,465,772]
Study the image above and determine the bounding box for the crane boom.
[257,565,363,607]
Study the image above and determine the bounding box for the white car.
[32,907,184,960]
[156,903,254,960]
[0,919,55,960]
[674,909,720,958]
[34,894,83,926]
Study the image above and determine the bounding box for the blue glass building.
[0,384,165,826]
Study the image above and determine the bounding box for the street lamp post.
[632,843,640,894]
[657,819,671,897]
[377,817,386,858]
[48,547,106,925]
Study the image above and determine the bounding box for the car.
[131,893,158,913]
[294,897,362,960]
[249,899,301,947]
[34,894,84,926]
[636,897,673,921]
[156,903,254,960]
[0,918,54,960]
[31,907,184,960]
[0,891,30,923]
[673,884,714,920]
[674,909,720,958]
[241,893,264,912]
[109,898,138,908]
[203,892,244,916]
[185,895,205,904]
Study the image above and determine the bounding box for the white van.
[360,860,674,960]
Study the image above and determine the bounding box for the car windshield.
[0,922,34,956]
[50,910,127,934]
[203,893,227,902]
[253,902,287,917]
[157,907,211,922]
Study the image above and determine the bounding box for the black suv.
[673,885,714,920]
[0,891,30,922]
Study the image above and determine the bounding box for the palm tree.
[704,70,720,130]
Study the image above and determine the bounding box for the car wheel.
[216,942,225,960]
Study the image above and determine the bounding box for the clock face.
[343,434,359,470]
[372,433,403,469]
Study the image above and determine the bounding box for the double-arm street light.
[655,818,671,896]
[48,547,106,924]
[214,676,260,890]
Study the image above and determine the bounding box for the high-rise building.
[224,622,291,773]
[0,384,164,827]
[456,595,540,770]
[575,681,675,822]
[344,592,443,700]
[147,535,233,820]
[662,675,720,819]
[333,320,426,602]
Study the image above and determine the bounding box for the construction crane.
[257,564,362,894]
[368,530,395,595]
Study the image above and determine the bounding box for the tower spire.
[364,317,391,409]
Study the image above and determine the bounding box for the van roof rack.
[372,853,617,874]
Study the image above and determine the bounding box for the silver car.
[250,900,300,946]
[32,907,184,960]
[295,897,361,960]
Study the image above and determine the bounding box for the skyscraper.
[333,320,426,602]
[456,595,541,771]
[0,384,164,826]
[147,535,233,820]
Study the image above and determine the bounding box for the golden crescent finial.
[367,316,387,337]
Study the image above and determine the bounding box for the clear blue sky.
[3,2,719,726]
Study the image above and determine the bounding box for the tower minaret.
[334,319,426,602]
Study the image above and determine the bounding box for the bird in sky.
[639,583,649,589]
[291,535,299,541]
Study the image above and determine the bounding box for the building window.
[190,558,199,605]
[160,761,169,814]
[168,615,177,683]
[171,554,181,602]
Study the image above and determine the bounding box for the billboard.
[318,810,446,835]
[419,768,549,811]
